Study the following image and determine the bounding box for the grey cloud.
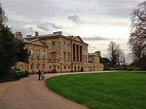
[83,37,110,41]
[37,23,61,31]
[83,37,122,41]
[1,0,64,22]
[1,0,142,23]
[68,15,82,24]
[1,0,48,18]
[97,0,142,18]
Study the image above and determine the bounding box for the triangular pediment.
[74,36,84,43]
[29,39,47,47]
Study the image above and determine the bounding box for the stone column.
[78,45,80,62]
[80,46,82,62]
[76,45,78,62]
[75,44,77,62]
[73,44,75,62]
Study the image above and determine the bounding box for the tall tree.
[0,3,28,75]
[119,50,126,65]
[129,1,146,70]
[107,41,121,67]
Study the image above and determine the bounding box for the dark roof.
[22,32,88,45]
[88,51,101,56]
[67,36,77,39]
[88,53,95,56]
[24,34,60,40]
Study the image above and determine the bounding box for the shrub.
[115,66,124,70]
[0,70,30,82]
[128,67,141,71]
[9,71,29,81]
[104,66,111,70]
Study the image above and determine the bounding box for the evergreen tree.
[0,3,29,75]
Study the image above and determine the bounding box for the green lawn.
[45,71,146,109]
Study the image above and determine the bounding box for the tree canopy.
[129,1,146,70]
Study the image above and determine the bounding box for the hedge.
[0,71,29,82]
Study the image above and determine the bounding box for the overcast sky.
[0,0,143,58]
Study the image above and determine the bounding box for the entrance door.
[78,66,80,71]
[74,66,76,72]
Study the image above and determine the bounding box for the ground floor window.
[37,63,40,69]
[68,66,70,69]
[49,66,52,70]
[42,64,45,69]
[58,66,59,69]
[31,63,34,70]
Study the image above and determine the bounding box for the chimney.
[15,31,22,39]
[53,31,62,35]
[35,32,39,36]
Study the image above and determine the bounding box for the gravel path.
[0,72,92,109]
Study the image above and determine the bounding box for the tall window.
[42,64,45,69]
[52,41,56,46]
[68,52,70,61]
[49,66,52,70]
[37,50,40,59]
[31,63,34,70]
[30,49,34,58]
[63,52,66,61]
[42,50,45,59]
[37,63,40,69]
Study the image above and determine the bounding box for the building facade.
[16,31,103,73]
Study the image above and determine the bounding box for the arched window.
[42,64,45,70]
[31,63,34,70]
[37,63,40,69]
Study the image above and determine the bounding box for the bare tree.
[119,50,126,65]
[107,41,126,68]
[129,1,146,70]
[107,41,120,67]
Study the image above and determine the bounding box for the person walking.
[38,69,41,80]
[41,70,45,80]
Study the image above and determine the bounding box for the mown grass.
[45,71,146,109]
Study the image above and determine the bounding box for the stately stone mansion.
[16,31,103,73]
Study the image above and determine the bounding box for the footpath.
[0,72,100,109]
